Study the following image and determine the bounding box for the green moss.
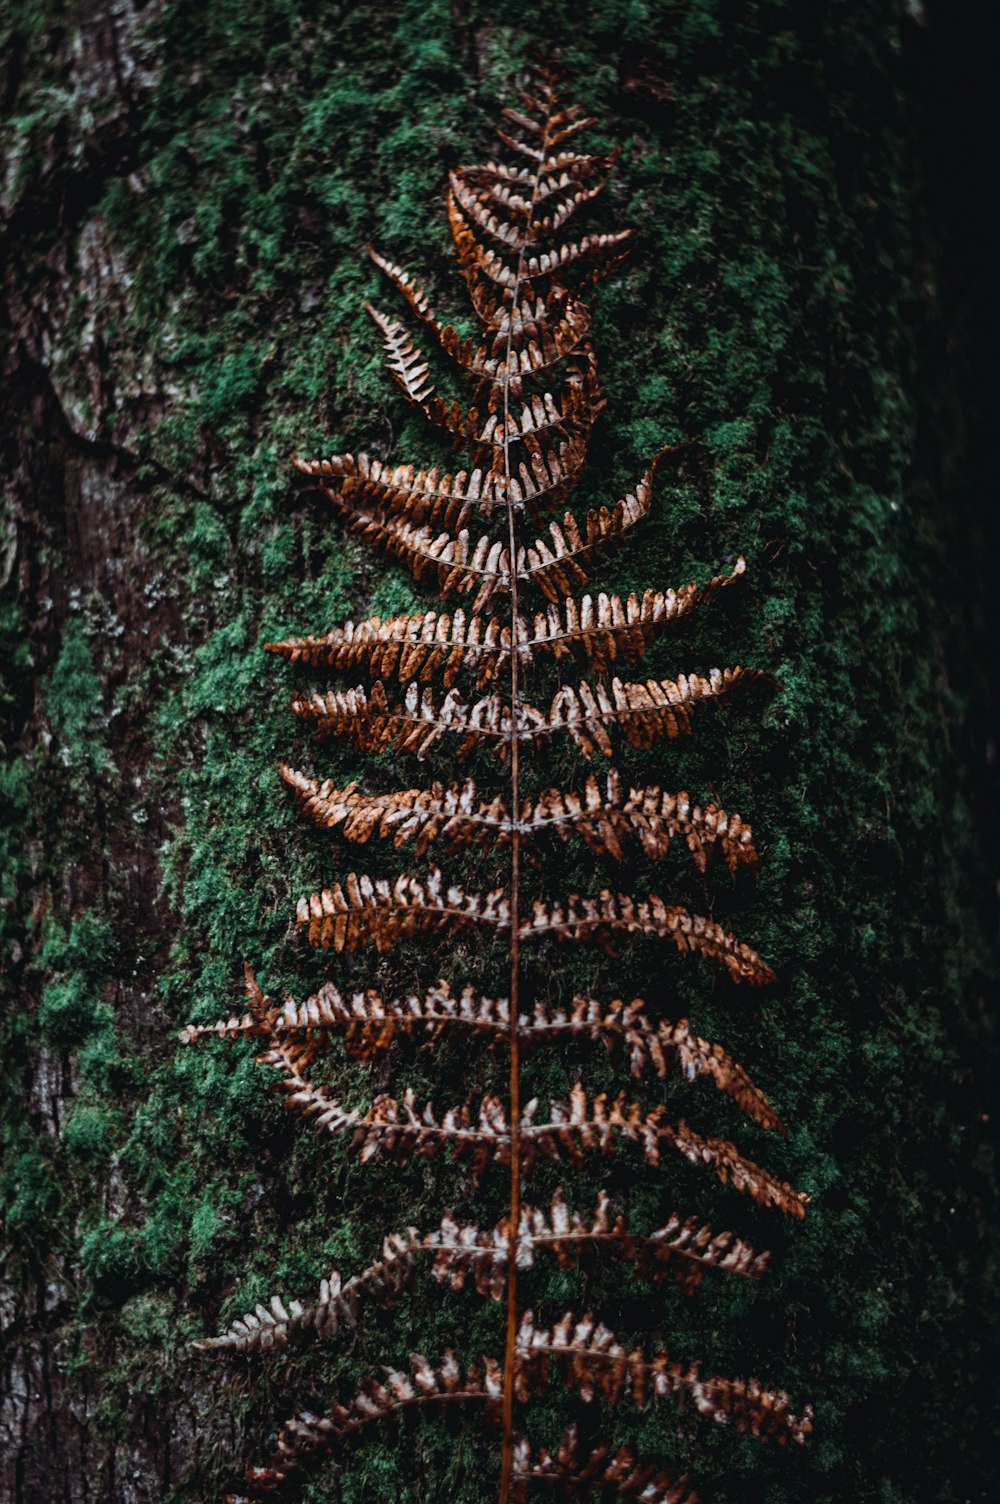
[1,0,996,1499]
[45,617,112,774]
[36,913,115,1048]
[0,1144,59,1252]
[80,1220,144,1303]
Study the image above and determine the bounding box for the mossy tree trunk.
[1,3,995,1502]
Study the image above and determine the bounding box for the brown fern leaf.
[525,1087,805,1213]
[514,1311,814,1444]
[370,244,601,420]
[314,479,512,607]
[277,978,506,1057]
[279,769,510,856]
[517,558,745,674]
[477,350,604,459]
[199,1190,766,1361]
[289,667,762,763]
[193,1229,421,1355]
[293,867,772,985]
[520,998,781,1127]
[366,303,484,447]
[293,868,510,954]
[264,557,743,690]
[294,386,601,524]
[299,463,653,610]
[431,1188,770,1299]
[496,429,593,522]
[448,184,633,299]
[266,608,509,687]
[228,1353,501,1502]
[288,681,542,761]
[182,978,780,1131]
[177,960,270,1045]
[523,890,776,985]
[548,667,767,757]
[280,767,758,873]
[519,470,653,600]
[261,1049,804,1209]
[291,450,501,526]
[460,154,616,237]
[670,1119,806,1213]
[510,1430,697,1504]
[523,772,758,871]
[262,1052,513,1181]
[179,977,504,1058]
[368,246,477,367]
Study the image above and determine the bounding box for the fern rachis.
[181,65,811,1503]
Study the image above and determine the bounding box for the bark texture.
[1,2,996,1502]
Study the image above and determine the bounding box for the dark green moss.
[1,0,996,1500]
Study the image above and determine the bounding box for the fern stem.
[498,75,556,1504]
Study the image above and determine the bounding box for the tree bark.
[1,2,996,1502]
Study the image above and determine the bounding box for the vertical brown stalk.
[497,85,550,1504]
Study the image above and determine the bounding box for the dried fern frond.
[198,1189,768,1357]
[518,472,653,599]
[528,1088,804,1212]
[292,450,501,526]
[229,1352,501,1502]
[510,1430,697,1504]
[368,246,476,368]
[523,890,776,984]
[476,351,604,459]
[515,1311,813,1443]
[265,557,744,689]
[293,867,773,985]
[279,767,757,873]
[262,1049,805,1210]
[211,64,814,1503]
[181,976,781,1131]
[293,868,510,954]
[290,667,762,763]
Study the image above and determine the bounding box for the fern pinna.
[181,67,813,1503]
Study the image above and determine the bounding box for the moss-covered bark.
[1,2,996,1501]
